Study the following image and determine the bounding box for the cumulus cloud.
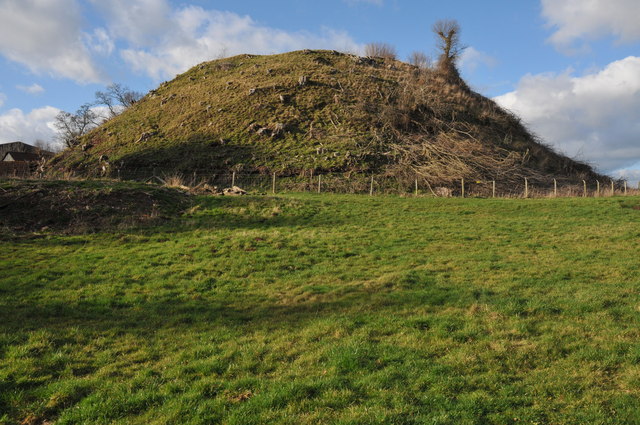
[0,106,61,146]
[542,0,640,50]
[494,56,640,173]
[0,0,104,83]
[92,1,361,80]
[89,0,174,47]
[16,83,44,95]
[612,165,640,184]
[86,28,115,56]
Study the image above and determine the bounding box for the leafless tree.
[408,51,431,69]
[364,42,398,60]
[53,103,100,148]
[432,19,465,64]
[95,83,142,118]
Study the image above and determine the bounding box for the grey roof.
[0,142,54,158]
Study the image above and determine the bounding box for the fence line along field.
[30,168,640,199]
[2,178,640,424]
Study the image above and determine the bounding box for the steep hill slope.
[48,50,601,186]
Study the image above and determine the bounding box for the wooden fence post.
[596,180,600,197]
[624,180,627,195]
[492,180,496,198]
[583,180,587,197]
[610,180,614,196]
[553,178,557,197]
[317,175,321,193]
[524,178,528,198]
[272,172,276,194]
[461,178,465,198]
[369,176,374,196]
[232,171,236,187]
[415,178,418,196]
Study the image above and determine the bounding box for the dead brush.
[159,173,190,190]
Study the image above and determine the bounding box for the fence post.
[583,180,587,197]
[232,171,236,187]
[553,178,557,197]
[369,175,374,196]
[461,178,465,198]
[524,178,528,198]
[624,180,627,195]
[492,180,496,198]
[610,180,614,196]
[596,180,600,197]
[415,178,418,196]
[272,172,276,194]
[317,175,321,193]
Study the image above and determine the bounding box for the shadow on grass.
[0,274,466,337]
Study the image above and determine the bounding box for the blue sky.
[0,0,638,179]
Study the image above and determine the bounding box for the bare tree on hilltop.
[364,42,398,60]
[408,51,431,69]
[432,19,465,73]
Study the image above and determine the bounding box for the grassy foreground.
[2,192,640,424]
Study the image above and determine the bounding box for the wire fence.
[4,165,637,198]
[111,168,637,198]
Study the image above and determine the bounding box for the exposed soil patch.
[0,179,191,234]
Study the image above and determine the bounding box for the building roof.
[2,151,43,162]
[0,141,54,158]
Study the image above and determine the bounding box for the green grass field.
[2,192,640,424]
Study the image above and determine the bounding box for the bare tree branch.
[53,103,100,148]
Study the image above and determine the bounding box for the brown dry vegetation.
[0,180,190,234]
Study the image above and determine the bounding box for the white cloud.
[494,56,640,173]
[0,0,103,83]
[93,1,361,80]
[0,106,61,146]
[89,0,174,47]
[458,47,497,74]
[16,83,44,95]
[542,0,640,50]
[86,28,115,56]
[612,165,640,185]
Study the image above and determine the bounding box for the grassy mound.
[0,180,190,234]
[48,50,602,186]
